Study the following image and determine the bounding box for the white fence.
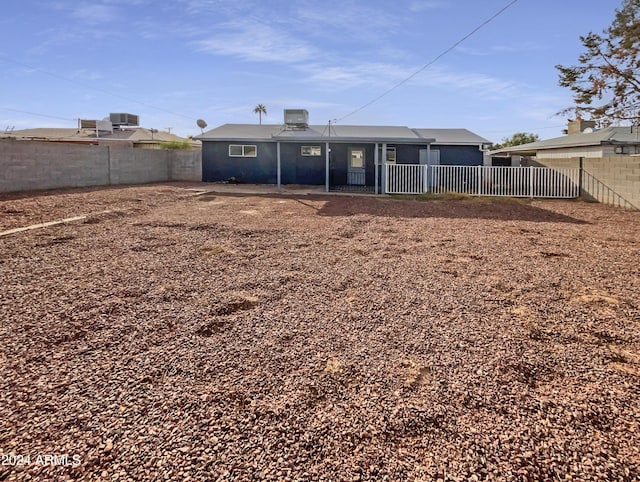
[385,164,581,198]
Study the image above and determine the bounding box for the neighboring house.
[489,119,640,209]
[197,109,490,191]
[489,119,640,160]
[1,113,199,149]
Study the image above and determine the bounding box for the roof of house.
[198,124,430,143]
[1,127,198,145]
[198,124,490,145]
[490,126,640,156]
[412,128,490,145]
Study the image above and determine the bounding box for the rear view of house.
[197,109,490,193]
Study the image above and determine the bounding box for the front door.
[347,147,365,185]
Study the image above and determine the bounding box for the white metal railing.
[385,164,424,194]
[385,164,581,198]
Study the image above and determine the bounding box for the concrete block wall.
[0,139,202,193]
[170,150,202,181]
[534,156,639,209]
[0,140,110,192]
[109,146,170,185]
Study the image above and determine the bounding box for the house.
[489,119,640,160]
[1,113,199,149]
[197,109,490,192]
[489,119,640,209]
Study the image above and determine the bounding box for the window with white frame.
[301,145,322,156]
[229,144,257,157]
[376,146,397,164]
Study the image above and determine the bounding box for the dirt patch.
[1,185,639,481]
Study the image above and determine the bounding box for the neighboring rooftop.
[490,125,640,156]
[1,126,199,148]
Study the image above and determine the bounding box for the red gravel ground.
[1,184,639,481]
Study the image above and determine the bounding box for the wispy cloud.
[293,1,403,41]
[71,4,118,24]
[196,21,315,63]
[300,62,409,90]
[455,46,492,57]
[298,59,517,100]
[409,1,447,12]
[70,69,103,81]
[418,65,517,95]
[456,42,543,57]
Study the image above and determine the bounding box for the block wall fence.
[0,140,201,193]
[530,156,639,209]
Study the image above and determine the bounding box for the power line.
[0,107,76,122]
[0,54,196,122]
[336,0,521,122]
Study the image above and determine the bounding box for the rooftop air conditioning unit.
[284,109,309,129]
[109,113,140,126]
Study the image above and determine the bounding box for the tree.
[492,132,540,150]
[556,0,640,123]
[253,104,267,125]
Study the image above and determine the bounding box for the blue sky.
[0,0,621,143]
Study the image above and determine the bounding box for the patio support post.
[325,142,330,192]
[381,143,387,194]
[374,143,379,194]
[277,141,281,193]
[426,144,431,193]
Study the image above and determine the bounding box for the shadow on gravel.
[201,192,589,224]
[203,192,588,224]
[312,197,589,224]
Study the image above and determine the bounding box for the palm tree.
[253,104,267,125]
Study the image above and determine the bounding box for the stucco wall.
[0,139,202,193]
[532,156,639,209]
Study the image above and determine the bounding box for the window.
[301,145,321,156]
[376,146,396,164]
[229,145,257,157]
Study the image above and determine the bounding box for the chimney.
[567,118,596,135]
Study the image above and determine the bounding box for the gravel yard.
[1,183,639,481]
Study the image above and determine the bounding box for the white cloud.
[71,4,118,24]
[409,1,447,12]
[297,59,518,101]
[293,1,402,42]
[70,69,103,81]
[196,21,315,63]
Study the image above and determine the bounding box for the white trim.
[301,145,322,156]
[229,144,257,157]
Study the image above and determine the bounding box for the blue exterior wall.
[280,143,325,185]
[201,140,482,185]
[202,141,326,184]
[434,145,483,166]
[202,141,278,183]
[395,145,426,164]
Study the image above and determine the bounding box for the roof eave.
[200,136,435,144]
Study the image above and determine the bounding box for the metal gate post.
[529,165,534,198]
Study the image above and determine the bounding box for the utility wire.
[0,107,76,122]
[336,0,521,122]
[0,54,196,122]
